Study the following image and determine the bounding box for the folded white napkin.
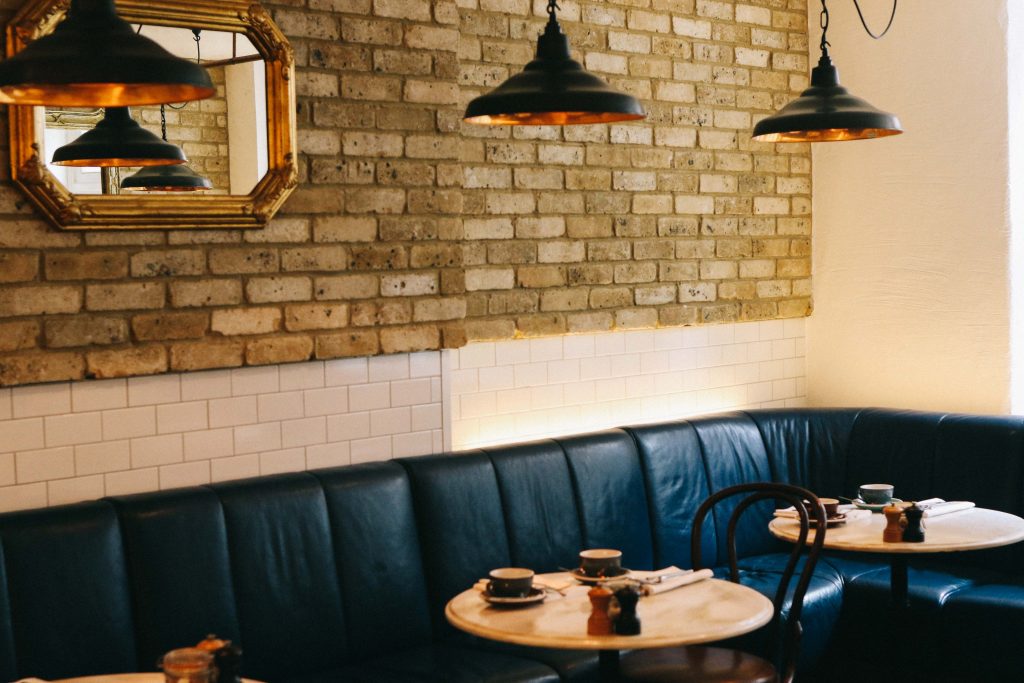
[915,498,975,517]
[630,567,714,594]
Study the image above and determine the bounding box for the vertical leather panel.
[213,474,347,681]
[934,414,1024,514]
[688,413,776,563]
[484,441,584,572]
[0,541,17,683]
[0,502,137,679]
[627,421,715,571]
[745,408,860,496]
[400,452,511,631]
[313,463,432,661]
[109,488,241,670]
[559,430,655,571]
[933,414,1024,568]
[845,409,943,501]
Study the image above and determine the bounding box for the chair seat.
[619,645,777,683]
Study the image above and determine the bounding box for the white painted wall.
[0,320,806,512]
[0,354,444,513]
[449,320,807,450]
[807,0,1012,412]
[226,60,268,194]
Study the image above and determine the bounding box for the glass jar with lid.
[161,647,215,683]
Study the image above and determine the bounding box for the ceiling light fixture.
[0,0,214,107]
[463,0,645,125]
[51,106,187,167]
[752,0,901,143]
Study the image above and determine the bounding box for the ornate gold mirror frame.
[7,0,297,230]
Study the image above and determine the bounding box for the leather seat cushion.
[714,553,845,672]
[452,633,599,681]
[818,551,890,584]
[278,645,561,683]
[939,578,1024,681]
[835,564,978,677]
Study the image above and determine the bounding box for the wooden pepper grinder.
[902,502,926,543]
[587,586,614,635]
[882,504,905,543]
[612,584,642,636]
[196,634,242,683]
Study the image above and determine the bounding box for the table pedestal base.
[599,649,620,682]
[890,555,909,609]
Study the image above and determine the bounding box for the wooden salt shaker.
[587,586,614,636]
[883,504,904,543]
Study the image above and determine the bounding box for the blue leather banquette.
[1,408,1022,682]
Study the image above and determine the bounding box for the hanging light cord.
[852,0,897,39]
[820,0,897,56]
[546,0,559,22]
[819,1,830,55]
[134,25,203,112]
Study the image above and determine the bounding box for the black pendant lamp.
[121,164,212,192]
[464,0,645,125]
[752,0,901,143]
[0,0,214,107]
[121,104,211,191]
[51,107,187,167]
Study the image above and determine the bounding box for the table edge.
[444,578,774,651]
[768,507,1024,553]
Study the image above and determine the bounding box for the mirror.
[7,0,297,229]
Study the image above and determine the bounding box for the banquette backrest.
[2,408,1024,682]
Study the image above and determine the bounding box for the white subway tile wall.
[0,321,806,512]
[449,320,807,450]
[0,352,445,513]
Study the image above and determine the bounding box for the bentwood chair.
[619,482,827,683]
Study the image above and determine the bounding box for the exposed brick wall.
[0,0,810,387]
[458,0,812,339]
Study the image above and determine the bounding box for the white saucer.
[481,587,546,606]
[570,567,631,583]
[854,497,902,512]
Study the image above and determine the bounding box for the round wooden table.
[769,506,1024,607]
[445,571,773,681]
[770,506,1024,677]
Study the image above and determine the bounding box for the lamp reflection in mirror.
[120,161,212,192]
[50,106,187,167]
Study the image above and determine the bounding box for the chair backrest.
[689,482,826,683]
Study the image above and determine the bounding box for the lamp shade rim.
[51,107,189,167]
[464,73,646,125]
[0,0,214,106]
[752,89,902,142]
[121,163,213,191]
[463,17,645,125]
